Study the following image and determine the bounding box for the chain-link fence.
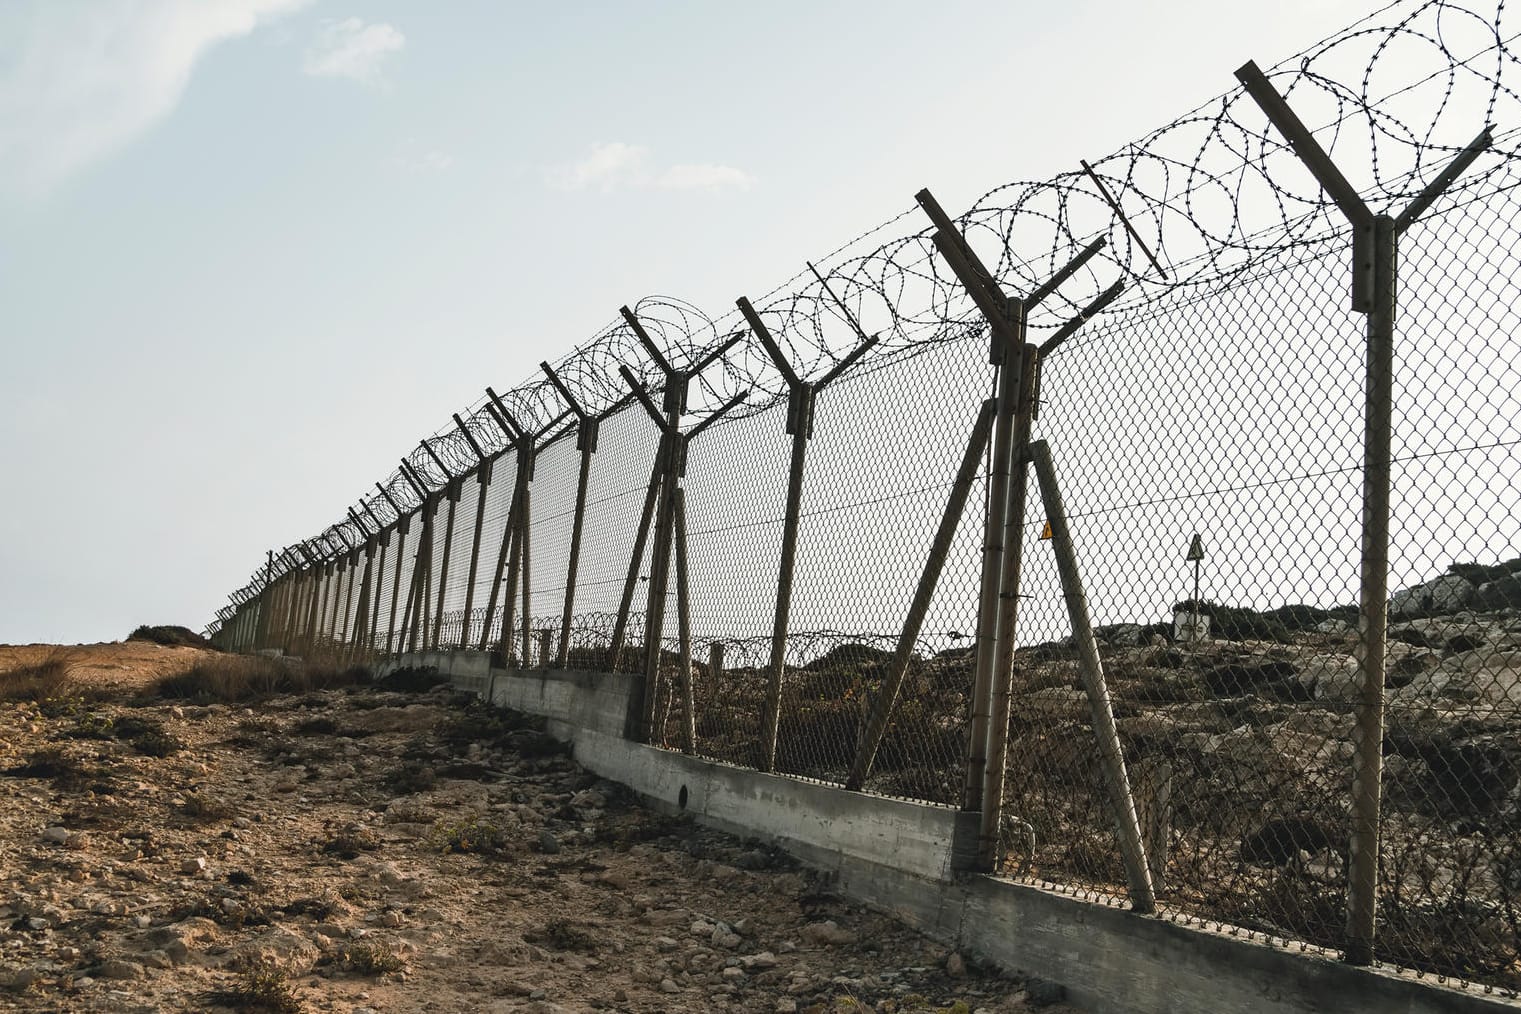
[208,0,1521,994]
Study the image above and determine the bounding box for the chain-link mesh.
[208,0,1521,993]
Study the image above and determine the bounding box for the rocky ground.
[0,647,1073,1013]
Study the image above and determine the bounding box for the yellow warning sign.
[1040,521,1053,541]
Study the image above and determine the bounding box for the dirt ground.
[0,644,1076,1013]
[0,642,210,698]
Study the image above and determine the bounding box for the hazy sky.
[0,0,1371,645]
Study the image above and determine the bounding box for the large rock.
[1391,649,1521,709]
[1388,616,1498,652]
[802,643,892,672]
[1388,732,1521,817]
[1296,653,1360,701]
[1474,573,1521,610]
[1239,816,1340,866]
[1183,712,1353,800]
[1023,688,1090,721]
[1389,575,1475,619]
[225,929,320,976]
[1096,624,1144,647]
[1201,659,1300,698]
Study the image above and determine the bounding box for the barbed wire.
[212,0,1518,624]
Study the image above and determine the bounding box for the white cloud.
[550,142,752,194]
[656,163,754,191]
[303,18,404,84]
[0,0,309,197]
[551,142,650,192]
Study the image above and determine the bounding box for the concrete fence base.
[379,650,1518,1014]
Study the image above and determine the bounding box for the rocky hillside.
[999,562,1521,987]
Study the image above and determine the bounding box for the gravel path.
[0,659,1075,1013]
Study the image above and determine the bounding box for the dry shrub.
[0,649,85,707]
[179,791,236,823]
[155,656,366,703]
[128,625,218,651]
[525,918,600,953]
[320,822,382,860]
[338,941,404,976]
[111,715,184,757]
[431,817,506,855]
[204,960,302,1013]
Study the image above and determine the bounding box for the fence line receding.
[208,1,1521,994]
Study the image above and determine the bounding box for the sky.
[0,0,1376,645]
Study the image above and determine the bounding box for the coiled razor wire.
[206,0,1521,579]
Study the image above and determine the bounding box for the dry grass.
[154,656,368,703]
[0,648,86,707]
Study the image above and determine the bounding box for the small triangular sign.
[1040,520,1053,541]
[1186,533,1205,561]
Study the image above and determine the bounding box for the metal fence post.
[913,187,1112,829]
[417,529,434,652]
[980,342,1036,868]
[325,559,344,652]
[368,532,388,656]
[431,482,460,650]
[559,438,594,666]
[351,542,375,664]
[610,456,663,670]
[267,572,285,652]
[739,294,876,773]
[674,487,696,754]
[478,466,518,651]
[482,389,566,665]
[460,470,489,648]
[539,362,606,669]
[761,396,810,768]
[405,501,435,654]
[1030,439,1156,913]
[340,551,358,651]
[1345,213,1397,962]
[847,398,996,790]
[386,517,408,655]
[966,340,1019,812]
[1235,59,1490,965]
[641,434,679,742]
[273,565,295,651]
[453,412,495,651]
[519,474,533,668]
[617,359,747,744]
[253,550,275,650]
[303,557,322,655]
[498,493,524,664]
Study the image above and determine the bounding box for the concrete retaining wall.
[377,651,1519,1014]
